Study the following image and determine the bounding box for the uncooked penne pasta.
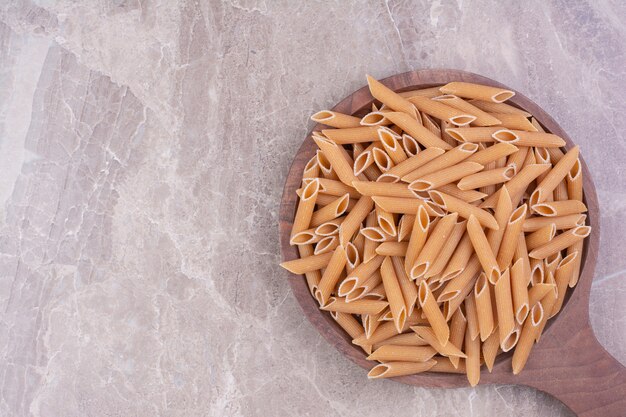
[468,99,531,117]
[421,113,442,137]
[313,135,363,185]
[402,133,420,157]
[506,146,530,172]
[481,164,550,208]
[465,142,518,165]
[510,258,530,324]
[440,82,515,103]
[378,126,408,164]
[486,185,513,254]
[467,215,501,284]
[495,204,528,271]
[311,110,362,128]
[465,325,481,386]
[408,162,484,192]
[375,242,409,256]
[280,251,333,274]
[551,251,577,318]
[526,224,556,251]
[377,147,445,183]
[445,127,502,143]
[384,111,453,150]
[314,235,339,255]
[522,213,586,232]
[372,332,428,350]
[297,244,322,296]
[339,195,374,246]
[437,183,487,203]
[372,196,444,216]
[310,193,350,227]
[567,159,583,201]
[360,110,392,127]
[321,297,388,315]
[367,344,437,362]
[338,255,384,297]
[567,239,584,287]
[494,268,515,349]
[457,165,515,190]
[367,360,436,379]
[438,256,481,303]
[433,94,501,126]
[372,147,394,172]
[399,86,443,99]
[448,308,467,368]
[492,129,566,148]
[529,226,591,259]
[291,179,320,238]
[429,190,499,230]
[381,257,408,332]
[530,146,579,206]
[482,329,500,372]
[424,219,467,278]
[330,311,372,354]
[512,302,544,374]
[418,281,450,345]
[532,200,587,217]
[405,205,430,276]
[411,213,459,279]
[391,256,418,316]
[488,113,537,131]
[352,181,415,198]
[402,143,479,182]
[411,326,466,358]
[441,232,474,281]
[408,95,476,126]
[474,273,495,341]
[367,75,418,119]
[397,214,415,242]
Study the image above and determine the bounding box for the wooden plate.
[279,69,625,416]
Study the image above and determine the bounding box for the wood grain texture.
[278,69,625,416]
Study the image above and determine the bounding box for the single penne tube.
[530,146,580,206]
[440,81,515,103]
[330,311,372,354]
[411,213,459,279]
[360,110,392,127]
[312,192,357,210]
[535,281,558,342]
[567,158,583,201]
[315,147,339,180]
[464,325,481,387]
[436,183,487,203]
[474,273,495,341]
[410,326,466,358]
[338,254,384,297]
[486,185,513,254]
[297,244,322,296]
[381,257,408,332]
[530,258,545,286]
[531,200,587,217]
[551,251,578,318]
[529,226,591,259]
[352,181,414,198]
[310,193,350,227]
[309,178,359,198]
[378,126,408,164]
[367,360,436,379]
[526,224,557,251]
[433,94,501,126]
[424,219,467,278]
[302,155,320,179]
[408,95,476,126]
[514,232,532,285]
[468,99,531,117]
[377,147,445,183]
[438,256,481,302]
[313,235,339,255]
[291,179,320,238]
[402,133,420,157]
[511,258,530,324]
[397,214,415,242]
[315,216,345,237]
[408,162,484,192]
[367,344,437,362]
[465,142,518,165]
[404,205,430,276]
[496,204,528,271]
[375,241,409,256]
[313,135,363,185]
[444,274,477,323]
[429,190,499,230]
[505,146,530,172]
[430,357,467,374]
[314,246,347,306]
[481,164,550,208]
[311,110,362,128]
[321,126,379,144]
[445,126,503,143]
[522,213,586,232]
[363,211,379,262]
[280,251,333,274]
[339,195,374,246]
[418,281,450,345]
[345,241,360,274]
[290,228,323,245]
[488,113,537,131]
[464,292,480,342]
[467,215,501,283]
[363,311,383,339]
[554,180,569,201]
[321,297,388,315]
[391,256,418,316]
[421,112,442,137]
[366,74,418,118]
[353,321,404,347]
[482,329,500,372]
[567,240,584,287]
[372,196,443,216]
[457,165,515,190]
[384,111,453,149]
[512,302,544,374]
[399,86,443,99]
[494,268,516,348]
[372,332,428,350]
[448,308,467,368]
[492,129,566,148]
[372,147,394,172]
[440,232,474,281]
[353,150,374,176]
[402,143,479,182]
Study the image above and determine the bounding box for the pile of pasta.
[280,76,590,385]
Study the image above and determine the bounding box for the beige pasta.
[314,217,345,236]
[313,246,347,305]
[418,281,450,345]
[311,110,362,128]
[375,242,409,257]
[465,325,481,386]
[360,110,392,127]
[403,143,479,182]
[512,303,544,374]
[486,185,513,254]
[380,257,408,332]
[411,213,459,279]
[321,297,388,315]
[468,99,531,117]
[409,162,484,192]
[551,251,578,318]
[367,344,437,362]
[339,195,374,246]
[366,75,418,118]
[372,147,394,172]
[397,214,415,242]
[402,133,420,157]
[488,113,537,131]
[492,129,566,148]
[313,135,363,185]
[291,179,320,238]
[433,94,501,126]
[522,213,586,232]
[408,95,476,126]
[429,190,499,230]
[532,200,587,217]
[529,226,591,259]
[530,146,580,206]
[567,159,583,201]
[372,332,428,350]
[438,256,481,302]
[367,360,436,379]
[310,193,350,227]
[474,273,495,341]
[377,147,445,183]
[411,326,467,358]
[320,126,380,145]
[467,215,501,284]
[314,236,339,255]
[506,146,530,172]
[441,232,474,281]
[481,163,550,208]
[338,255,384,297]
[330,311,372,354]
[445,127,503,143]
[352,181,415,198]
[384,111,453,150]
[399,86,444,99]
[482,330,500,372]
[280,251,333,274]
[457,165,515,190]
[526,224,556,251]
[421,112,442,137]
[424,219,467,278]
[448,308,467,369]
[464,292,480,342]
[372,196,444,216]
[297,244,322,296]
[494,268,516,349]
[510,258,530,324]
[567,239,584,287]
[440,82,515,103]
[465,142,518,165]
[378,126,408,164]
[496,204,528,271]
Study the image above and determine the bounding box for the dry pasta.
[281,75,591,382]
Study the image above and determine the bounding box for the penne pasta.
[411,326,467,358]
[492,129,566,148]
[421,113,442,137]
[529,146,579,206]
[372,147,394,172]
[298,244,322,296]
[493,268,515,349]
[321,297,389,315]
[411,213,459,279]
[488,113,537,131]
[375,241,409,257]
[510,258,530,324]
[397,214,415,242]
[405,205,430,276]
[457,165,515,190]
[408,95,476,126]
[529,226,591,259]
[567,159,583,201]
[403,143,479,182]
[433,94,501,126]
[439,82,515,103]
[291,179,320,238]
[551,252,577,318]
[338,255,385,297]
[280,251,333,274]
[474,273,495,341]
[467,215,501,284]
[512,303,544,374]
[522,213,586,232]
[506,146,530,172]
[367,360,436,379]
[339,195,374,246]
[310,193,350,227]
[399,86,443,99]
[430,357,467,374]
[311,110,362,128]
[465,142,518,165]
[532,200,587,217]
[315,216,345,236]
[366,75,418,118]
[313,135,363,185]
[360,110,392,127]
[441,232,474,281]
[525,224,556,251]
[429,190,499,230]
[464,293,480,342]
[384,111,453,150]
[314,246,347,306]
[330,311,372,354]
[482,329,500,372]
[465,325,481,386]
[314,235,339,255]
[372,196,444,216]
[377,147,445,183]
[438,256,481,302]
[391,256,418,316]
[448,308,467,368]
[408,162,484,192]
[381,257,408,332]
[567,239,584,287]
[486,185,513,254]
[445,127,502,143]
[402,133,420,157]
[496,204,528,271]
[424,219,467,278]
[352,181,415,198]
[367,344,437,362]
[378,126,408,164]
[418,281,450,345]
[372,332,428,350]
[468,99,531,117]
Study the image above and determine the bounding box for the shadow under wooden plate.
[279,69,625,417]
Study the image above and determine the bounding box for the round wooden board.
[279,70,625,416]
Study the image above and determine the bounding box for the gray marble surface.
[0,1,624,416]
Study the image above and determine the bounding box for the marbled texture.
[0,1,624,416]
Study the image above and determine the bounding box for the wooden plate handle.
[520,326,626,416]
